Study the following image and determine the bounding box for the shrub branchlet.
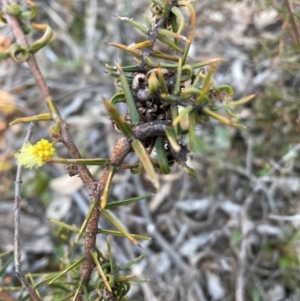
[1,0,254,300]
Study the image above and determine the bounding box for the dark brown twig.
[81,137,132,286]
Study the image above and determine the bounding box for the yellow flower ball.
[15,139,55,169]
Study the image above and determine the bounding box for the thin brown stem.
[14,123,41,301]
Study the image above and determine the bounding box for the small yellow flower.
[15,139,55,169]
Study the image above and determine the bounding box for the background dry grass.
[1,0,300,300]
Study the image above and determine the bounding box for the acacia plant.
[1,0,254,300]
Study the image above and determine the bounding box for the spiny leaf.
[173,58,183,95]
[181,162,197,178]
[30,23,53,54]
[116,63,140,125]
[109,92,126,104]
[188,111,196,154]
[132,139,159,190]
[119,253,146,270]
[118,16,149,35]
[90,249,112,292]
[97,229,152,241]
[165,126,181,152]
[130,161,144,174]
[155,137,171,174]
[106,193,154,209]
[172,106,193,127]
[195,64,217,106]
[48,257,85,284]
[104,100,132,136]
[157,67,168,93]
[48,158,108,165]
[107,42,142,57]
[178,0,195,64]
[181,64,194,82]
[75,200,98,243]
[105,63,140,72]
[152,50,179,62]
[148,71,160,94]
[50,219,79,233]
[101,209,139,246]
[171,6,184,34]
[158,28,190,43]
[100,165,115,209]
[9,113,51,126]
[203,107,247,129]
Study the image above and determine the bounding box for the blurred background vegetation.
[1,0,300,300]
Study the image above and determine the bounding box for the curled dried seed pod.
[132,73,150,101]
[132,73,147,91]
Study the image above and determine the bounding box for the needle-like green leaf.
[181,87,201,100]
[132,139,159,190]
[178,1,195,64]
[116,63,140,125]
[106,193,154,209]
[50,219,79,233]
[104,100,132,137]
[148,71,160,94]
[75,200,98,243]
[48,257,85,284]
[173,58,182,95]
[172,105,193,127]
[157,67,168,93]
[97,229,152,241]
[72,280,83,301]
[181,162,197,178]
[48,158,108,165]
[109,92,126,104]
[171,6,184,34]
[0,255,13,277]
[100,165,115,209]
[171,105,180,136]
[165,126,181,153]
[195,65,216,105]
[155,137,171,174]
[130,161,144,174]
[107,237,114,276]
[188,111,196,154]
[101,209,139,246]
[119,253,146,270]
[108,42,142,57]
[203,107,247,129]
[118,16,149,35]
[90,249,112,292]
[9,113,51,126]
